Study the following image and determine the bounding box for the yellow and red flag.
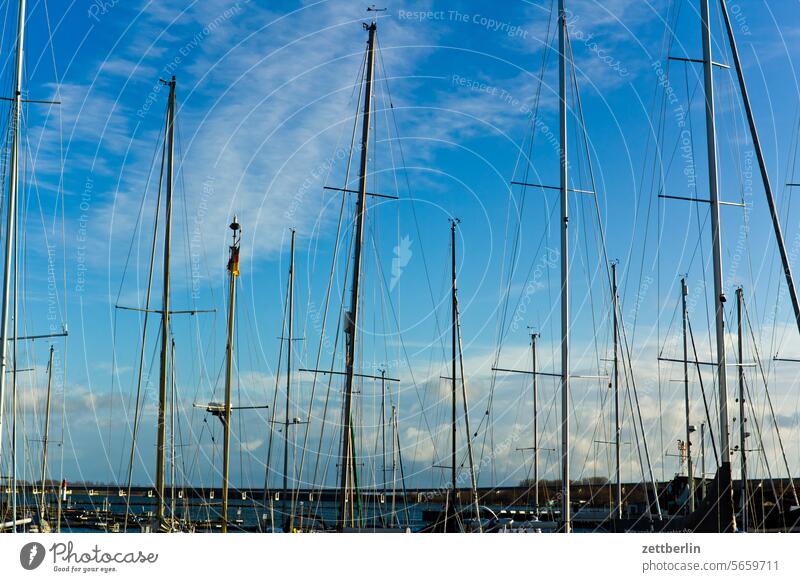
[227,246,240,276]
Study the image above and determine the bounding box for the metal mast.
[155,76,177,524]
[447,218,458,531]
[682,278,695,513]
[39,346,55,521]
[700,0,734,532]
[221,217,241,533]
[169,338,176,523]
[736,287,747,532]
[0,0,27,473]
[719,0,800,339]
[454,268,482,531]
[531,331,540,514]
[380,368,387,500]
[338,20,376,530]
[390,404,398,526]
[283,230,295,505]
[612,264,622,519]
[558,0,571,533]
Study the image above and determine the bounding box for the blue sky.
[4,0,800,495]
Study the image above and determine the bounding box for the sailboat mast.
[682,278,695,513]
[0,0,27,474]
[699,0,733,532]
[454,271,482,531]
[380,369,387,499]
[736,287,747,531]
[39,345,55,520]
[338,20,376,530]
[531,331,540,514]
[449,218,458,529]
[718,0,800,338]
[283,229,295,502]
[170,338,176,523]
[155,76,177,524]
[558,0,571,534]
[390,404,398,527]
[221,217,241,533]
[612,264,622,519]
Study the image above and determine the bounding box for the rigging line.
[173,354,192,522]
[493,0,555,357]
[41,0,65,237]
[472,201,559,446]
[759,106,799,362]
[565,25,662,518]
[620,353,653,516]
[742,295,798,505]
[234,296,246,507]
[480,0,557,470]
[685,315,719,464]
[114,107,168,304]
[742,374,782,514]
[624,0,683,322]
[366,232,442,465]
[264,250,289,510]
[657,287,683,357]
[310,225,353,512]
[473,0,557,477]
[567,37,607,385]
[298,44,367,505]
[17,114,69,335]
[681,64,715,357]
[122,107,167,529]
[376,36,447,363]
[454,292,481,528]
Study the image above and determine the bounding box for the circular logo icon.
[20,542,46,570]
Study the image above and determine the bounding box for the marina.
[2,0,800,536]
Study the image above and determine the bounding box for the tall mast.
[39,345,55,521]
[558,0,571,534]
[719,0,800,339]
[682,278,695,513]
[531,331,540,514]
[380,368,387,500]
[0,0,27,475]
[170,338,176,524]
[700,0,734,532]
[338,20,376,530]
[390,404,398,527]
[612,264,622,519]
[454,269,482,531]
[221,217,241,533]
[447,218,458,530]
[155,76,177,524]
[283,230,295,506]
[736,287,747,532]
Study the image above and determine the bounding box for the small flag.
[228,246,240,276]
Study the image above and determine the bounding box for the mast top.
[230,216,241,233]
[364,6,383,29]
